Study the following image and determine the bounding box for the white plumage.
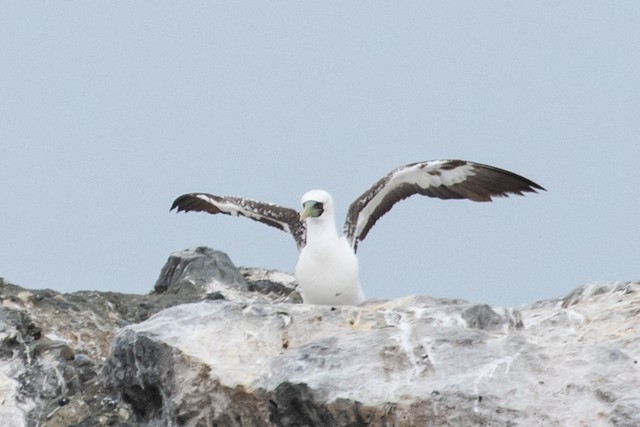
[294,190,364,305]
[171,159,544,305]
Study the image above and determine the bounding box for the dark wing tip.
[170,197,181,212]
[531,181,547,192]
[506,170,546,193]
[170,194,190,212]
[169,193,221,214]
[467,163,546,201]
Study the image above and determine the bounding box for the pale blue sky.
[1,2,638,307]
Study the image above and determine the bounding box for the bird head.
[300,189,333,221]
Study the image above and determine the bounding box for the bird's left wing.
[344,160,545,251]
[171,193,306,250]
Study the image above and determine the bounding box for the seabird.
[171,159,544,305]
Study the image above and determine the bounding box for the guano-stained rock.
[1,248,639,426]
[105,282,640,426]
[0,248,297,426]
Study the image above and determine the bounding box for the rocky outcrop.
[0,247,297,426]
[104,283,640,426]
[151,247,301,304]
[1,247,639,426]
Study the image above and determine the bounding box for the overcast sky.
[1,2,638,307]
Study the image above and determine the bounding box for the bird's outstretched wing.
[171,193,306,250]
[344,160,545,251]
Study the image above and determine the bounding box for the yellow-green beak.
[300,201,322,220]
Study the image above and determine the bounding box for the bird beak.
[300,204,313,221]
[300,201,320,221]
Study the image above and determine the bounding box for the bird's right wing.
[171,193,306,250]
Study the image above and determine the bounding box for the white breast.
[295,235,364,305]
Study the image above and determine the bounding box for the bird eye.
[303,201,323,209]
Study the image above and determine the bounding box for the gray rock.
[104,282,640,426]
[153,247,250,295]
[0,280,138,427]
[0,248,296,426]
[2,249,639,426]
[152,247,299,304]
[239,267,303,303]
[461,303,523,330]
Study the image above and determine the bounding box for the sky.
[1,2,639,307]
